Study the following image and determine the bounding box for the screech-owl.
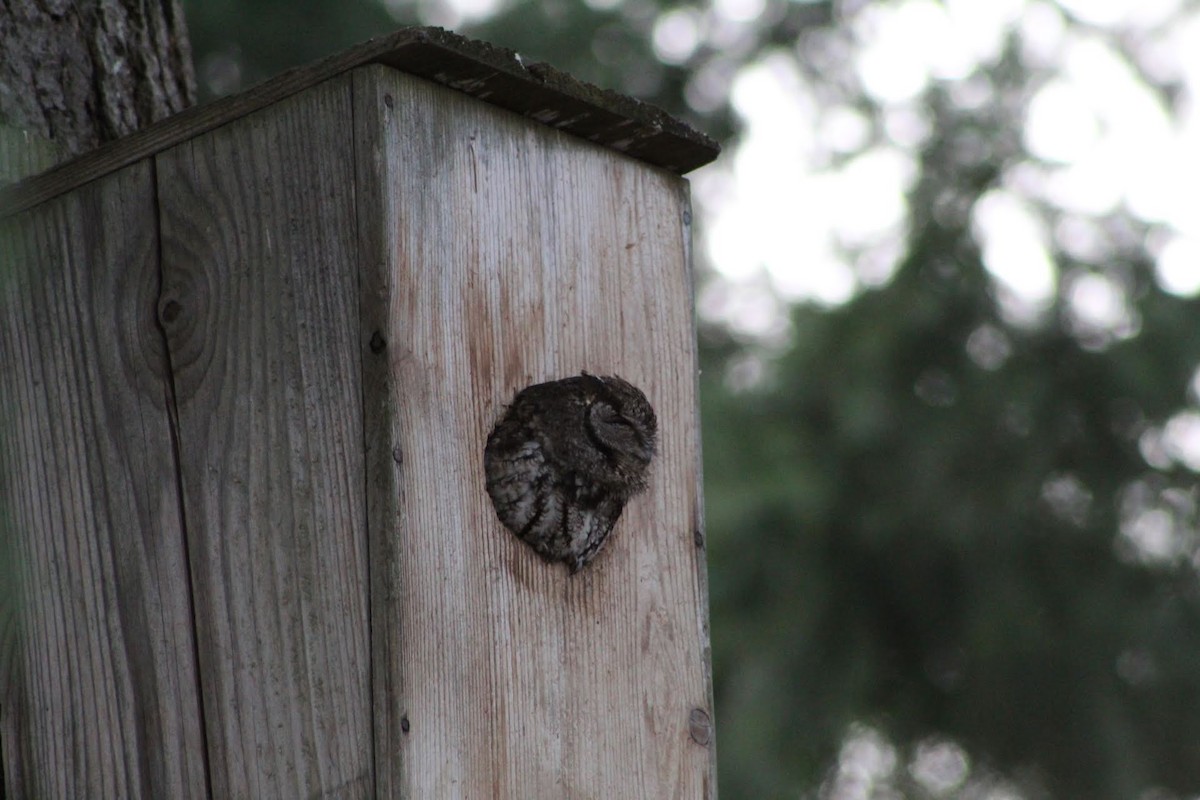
[484,373,657,572]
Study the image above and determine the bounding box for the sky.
[676,0,1200,595]
[694,0,1200,337]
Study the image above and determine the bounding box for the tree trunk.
[0,0,195,180]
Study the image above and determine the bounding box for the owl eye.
[585,402,650,461]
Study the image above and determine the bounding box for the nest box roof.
[2,27,720,216]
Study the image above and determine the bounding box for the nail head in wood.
[688,708,712,746]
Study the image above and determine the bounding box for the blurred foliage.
[183,0,397,95]
[183,1,1200,797]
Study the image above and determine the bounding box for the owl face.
[483,373,658,572]
[583,376,657,484]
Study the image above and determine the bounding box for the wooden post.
[0,28,718,799]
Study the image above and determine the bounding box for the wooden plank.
[0,162,208,798]
[154,75,373,798]
[1,27,720,217]
[354,64,715,798]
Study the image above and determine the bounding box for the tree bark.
[0,0,195,169]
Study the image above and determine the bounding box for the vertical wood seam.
[148,157,214,800]
[347,76,380,798]
[353,65,407,796]
[680,182,718,797]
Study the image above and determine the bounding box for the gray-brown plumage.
[484,373,657,572]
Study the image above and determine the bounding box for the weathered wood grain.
[354,65,715,798]
[0,162,208,798]
[154,75,372,798]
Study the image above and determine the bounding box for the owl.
[484,373,658,572]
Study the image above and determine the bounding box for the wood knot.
[159,298,182,325]
[369,330,387,354]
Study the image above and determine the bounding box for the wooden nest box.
[0,28,719,799]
